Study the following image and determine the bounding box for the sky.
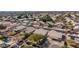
[0,0,78,11]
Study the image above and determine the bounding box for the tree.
[66,21,74,29]
[23,14,28,18]
[48,23,53,28]
[40,14,54,23]
[0,24,6,29]
[63,41,68,48]
[17,14,23,19]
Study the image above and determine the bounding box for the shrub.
[0,35,5,41]
[21,45,33,48]
[27,34,44,43]
[19,32,30,40]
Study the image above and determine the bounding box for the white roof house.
[36,18,40,21]
[48,37,64,48]
[23,20,29,23]
[34,29,48,36]
[32,21,40,28]
[65,17,71,22]
[18,19,24,21]
[47,30,63,40]
[33,21,40,25]
[2,21,12,26]
[73,23,79,32]
[25,27,35,33]
[14,25,26,31]
[51,16,56,21]
[22,23,27,26]
[39,21,45,25]
[22,20,29,25]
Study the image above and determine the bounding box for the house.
[25,27,35,33]
[51,16,56,21]
[14,25,26,31]
[47,30,64,41]
[0,40,3,45]
[32,21,40,28]
[54,22,64,28]
[47,21,54,26]
[39,21,45,25]
[34,28,48,36]
[18,19,24,21]
[23,20,29,23]
[47,37,64,48]
[2,21,11,27]
[22,20,29,26]
[65,17,71,22]
[33,21,40,25]
[36,18,40,21]
[73,23,79,32]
